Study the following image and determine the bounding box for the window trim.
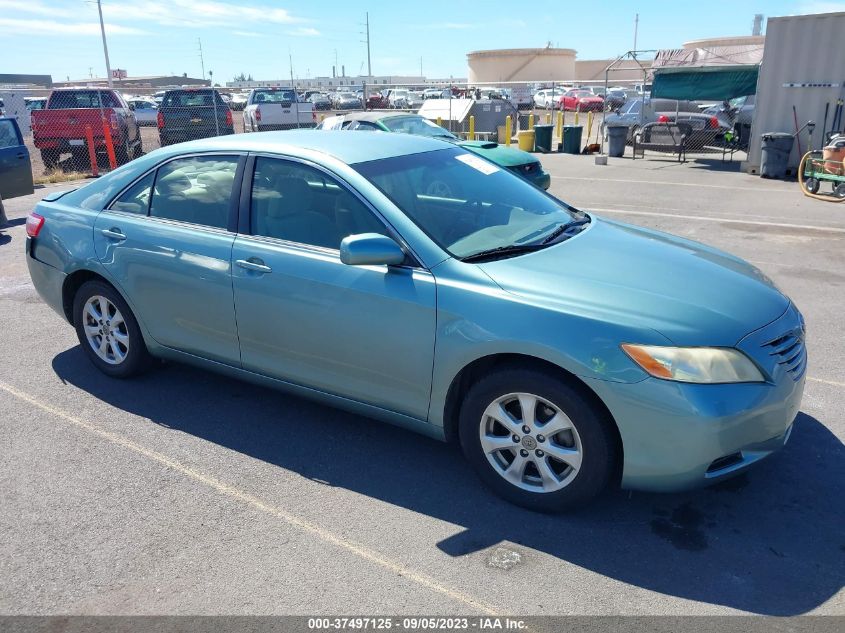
[238,152,424,269]
[104,151,247,233]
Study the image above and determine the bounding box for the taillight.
[26,213,45,238]
[710,116,719,128]
[657,114,670,123]
[226,109,233,126]
[312,110,317,122]
[157,111,164,128]
[255,107,261,122]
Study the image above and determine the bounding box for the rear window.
[162,90,226,107]
[49,90,120,109]
[252,89,296,103]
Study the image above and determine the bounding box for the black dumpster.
[760,133,794,179]
[533,124,554,153]
[561,125,583,154]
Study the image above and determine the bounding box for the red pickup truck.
[31,88,142,169]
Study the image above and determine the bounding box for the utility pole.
[198,38,206,81]
[633,13,639,50]
[96,0,113,88]
[365,12,372,77]
[420,57,423,78]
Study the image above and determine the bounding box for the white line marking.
[0,380,499,615]
[807,376,845,388]
[587,208,845,234]
[551,175,792,193]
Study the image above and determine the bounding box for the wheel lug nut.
[512,435,520,443]
[520,449,529,457]
[536,449,545,457]
[522,425,531,434]
[537,434,545,442]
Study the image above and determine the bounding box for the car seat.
[263,177,339,248]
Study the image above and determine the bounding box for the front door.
[231,156,436,420]
[93,154,243,365]
[0,118,34,199]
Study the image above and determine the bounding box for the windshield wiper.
[540,217,591,245]
[461,243,547,263]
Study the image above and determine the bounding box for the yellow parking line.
[0,380,499,616]
[807,376,845,388]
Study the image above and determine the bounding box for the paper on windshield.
[456,153,499,175]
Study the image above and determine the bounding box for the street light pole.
[96,0,113,88]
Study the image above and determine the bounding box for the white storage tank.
[467,48,576,83]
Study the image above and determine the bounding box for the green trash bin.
[561,125,583,154]
[533,124,554,153]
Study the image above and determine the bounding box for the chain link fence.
[1,79,750,184]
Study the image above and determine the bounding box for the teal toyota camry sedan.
[25,131,805,511]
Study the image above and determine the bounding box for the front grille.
[763,331,806,381]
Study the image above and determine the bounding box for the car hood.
[458,141,537,168]
[476,217,788,346]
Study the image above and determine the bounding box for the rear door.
[93,153,245,365]
[0,118,34,199]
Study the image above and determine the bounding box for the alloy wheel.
[82,295,130,365]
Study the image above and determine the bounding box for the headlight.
[621,344,765,383]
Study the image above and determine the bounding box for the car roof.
[166,129,450,164]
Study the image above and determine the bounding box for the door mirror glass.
[128,102,136,111]
[340,233,405,266]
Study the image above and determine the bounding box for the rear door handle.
[100,228,126,241]
[235,258,272,274]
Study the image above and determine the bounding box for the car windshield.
[381,116,456,139]
[354,147,580,259]
[253,89,296,103]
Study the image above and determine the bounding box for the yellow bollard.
[587,111,594,139]
[545,112,551,124]
[574,108,579,126]
[436,116,442,127]
[505,115,511,146]
[556,110,563,140]
[468,115,475,141]
[528,113,534,130]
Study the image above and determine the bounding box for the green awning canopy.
[651,65,759,101]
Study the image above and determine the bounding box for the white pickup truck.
[242,87,316,131]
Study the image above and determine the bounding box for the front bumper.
[585,305,806,492]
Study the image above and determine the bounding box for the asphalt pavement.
[0,152,842,616]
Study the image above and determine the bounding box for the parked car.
[158,88,234,146]
[127,99,159,126]
[0,117,34,224]
[423,87,449,100]
[603,90,628,112]
[308,93,333,110]
[25,131,806,511]
[704,94,755,127]
[317,112,550,190]
[152,91,166,105]
[555,89,604,112]
[229,93,249,111]
[243,87,316,131]
[388,89,411,109]
[31,88,142,169]
[332,91,362,110]
[365,90,392,109]
[602,98,731,145]
[25,97,47,112]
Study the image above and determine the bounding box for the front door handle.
[235,258,272,274]
[17,153,26,159]
[100,228,126,241]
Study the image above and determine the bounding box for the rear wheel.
[804,177,820,194]
[834,183,845,199]
[73,281,152,379]
[459,368,617,512]
[40,149,60,170]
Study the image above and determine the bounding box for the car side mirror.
[128,103,135,111]
[340,233,406,267]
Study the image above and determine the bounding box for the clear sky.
[1,0,843,83]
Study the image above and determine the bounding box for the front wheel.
[459,369,617,512]
[73,280,152,378]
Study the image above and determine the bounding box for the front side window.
[148,156,239,229]
[355,147,579,260]
[250,157,386,250]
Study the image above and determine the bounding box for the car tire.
[459,368,617,512]
[40,149,60,170]
[73,280,152,379]
[0,195,6,227]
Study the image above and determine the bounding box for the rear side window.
[111,172,154,215]
[148,156,239,229]
[0,120,21,148]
